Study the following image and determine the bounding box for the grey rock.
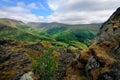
[93,7,120,44]
[20,72,34,80]
[85,56,100,76]
[0,39,32,80]
[97,62,120,80]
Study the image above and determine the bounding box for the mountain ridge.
[0,17,101,49]
[1,7,120,80]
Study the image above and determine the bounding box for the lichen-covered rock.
[94,7,120,44]
[0,39,33,80]
[68,7,120,80]
[88,7,120,80]
[97,62,120,80]
[85,56,100,76]
[20,72,34,80]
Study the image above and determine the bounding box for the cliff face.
[64,7,120,80]
[94,7,120,59]
[94,7,120,44]
[80,7,120,80]
[93,7,120,80]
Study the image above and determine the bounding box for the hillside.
[0,7,120,80]
[0,18,101,50]
[0,18,55,42]
[27,22,101,44]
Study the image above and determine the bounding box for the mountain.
[27,22,101,45]
[0,7,120,80]
[0,18,54,42]
[27,22,68,29]
[0,18,25,27]
[0,18,101,49]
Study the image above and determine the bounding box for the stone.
[85,56,100,76]
[20,72,34,80]
[97,62,120,80]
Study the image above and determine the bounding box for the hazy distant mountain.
[27,22,101,44]
[0,18,101,48]
[0,18,25,27]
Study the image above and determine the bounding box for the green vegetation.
[70,41,88,50]
[51,41,68,49]
[33,49,58,80]
[0,23,55,42]
[0,18,101,49]
[27,22,101,45]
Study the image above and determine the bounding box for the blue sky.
[0,0,120,24]
[0,0,53,20]
[0,0,53,16]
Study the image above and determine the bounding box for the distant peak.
[51,22,58,24]
[0,18,24,24]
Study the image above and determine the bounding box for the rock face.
[85,56,100,77]
[63,7,120,80]
[84,7,120,80]
[97,62,120,80]
[94,7,120,44]
[94,7,120,59]
[0,39,34,80]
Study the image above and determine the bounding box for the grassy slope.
[0,22,54,42]
[0,18,101,50]
[27,22,101,43]
[26,22,101,49]
[43,24,101,44]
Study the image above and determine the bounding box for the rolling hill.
[27,22,101,45]
[0,18,55,42]
[0,18,101,49]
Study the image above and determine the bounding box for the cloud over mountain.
[0,0,120,24]
[47,0,120,24]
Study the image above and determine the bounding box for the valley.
[0,6,120,80]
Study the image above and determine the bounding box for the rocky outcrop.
[97,62,120,80]
[84,7,120,80]
[94,7,120,44]
[63,7,120,80]
[85,56,100,77]
[0,39,35,80]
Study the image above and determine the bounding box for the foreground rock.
[63,7,120,80]
[0,39,33,80]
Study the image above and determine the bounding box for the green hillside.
[0,19,54,42]
[0,18,101,49]
[27,22,101,45]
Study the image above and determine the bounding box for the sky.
[0,0,120,24]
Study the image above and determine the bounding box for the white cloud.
[27,3,39,9]
[0,2,44,22]
[17,2,39,9]
[47,0,120,24]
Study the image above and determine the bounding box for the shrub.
[33,49,58,80]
